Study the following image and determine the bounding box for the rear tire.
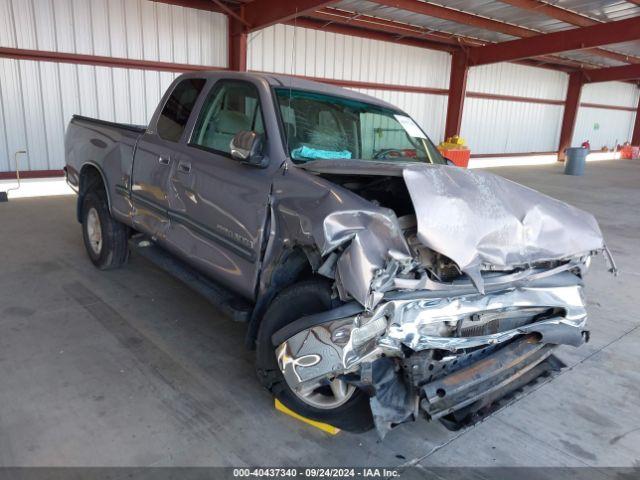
[256,279,374,432]
[81,189,129,269]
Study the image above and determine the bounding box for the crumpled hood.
[402,164,604,288]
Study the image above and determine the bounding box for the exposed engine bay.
[322,172,480,284]
[269,161,615,436]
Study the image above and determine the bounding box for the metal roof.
[310,0,640,70]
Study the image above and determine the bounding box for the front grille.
[458,307,554,337]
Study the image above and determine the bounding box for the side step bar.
[129,235,252,322]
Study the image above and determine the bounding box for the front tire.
[256,279,374,432]
[81,189,129,269]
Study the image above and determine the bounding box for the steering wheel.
[373,148,405,160]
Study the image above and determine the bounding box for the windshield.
[275,88,446,164]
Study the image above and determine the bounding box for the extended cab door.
[165,79,271,300]
[130,77,206,238]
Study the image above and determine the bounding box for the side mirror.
[230,131,267,168]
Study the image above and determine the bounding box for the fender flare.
[76,162,111,223]
[244,248,313,349]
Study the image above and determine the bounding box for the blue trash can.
[564,147,588,176]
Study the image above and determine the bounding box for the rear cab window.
[156,78,206,142]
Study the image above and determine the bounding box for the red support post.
[444,51,469,141]
[632,94,640,146]
[558,72,584,161]
[228,16,247,71]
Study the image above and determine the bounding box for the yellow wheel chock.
[274,399,341,435]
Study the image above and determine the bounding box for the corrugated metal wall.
[2,4,639,172]
[572,81,639,149]
[247,24,450,142]
[0,0,228,172]
[462,63,567,154]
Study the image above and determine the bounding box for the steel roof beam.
[374,0,539,37]
[499,0,597,27]
[468,16,640,66]
[243,0,340,32]
[499,0,640,64]
[289,17,457,52]
[309,8,484,47]
[372,1,636,65]
[581,63,640,83]
[308,8,596,70]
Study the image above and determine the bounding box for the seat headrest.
[217,110,251,135]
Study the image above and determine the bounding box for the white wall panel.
[0,0,227,172]
[0,0,228,67]
[580,81,639,107]
[461,98,564,154]
[467,63,568,100]
[572,108,636,150]
[248,24,450,89]
[0,58,181,171]
[460,63,568,154]
[0,58,27,172]
[571,82,638,150]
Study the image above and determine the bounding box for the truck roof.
[179,70,401,112]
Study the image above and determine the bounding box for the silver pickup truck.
[65,71,612,436]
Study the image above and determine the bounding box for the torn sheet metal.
[368,358,416,438]
[402,165,604,291]
[274,276,587,391]
[329,213,411,309]
[270,166,411,309]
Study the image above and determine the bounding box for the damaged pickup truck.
[65,72,614,435]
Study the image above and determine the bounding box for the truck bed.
[71,115,146,134]
[64,114,147,225]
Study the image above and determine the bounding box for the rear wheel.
[81,189,129,269]
[256,279,374,432]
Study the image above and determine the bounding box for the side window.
[191,82,265,154]
[156,78,206,142]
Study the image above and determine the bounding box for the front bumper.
[274,274,587,392]
[273,273,588,435]
[419,334,556,420]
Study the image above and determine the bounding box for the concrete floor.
[0,160,639,467]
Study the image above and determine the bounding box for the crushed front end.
[273,271,589,435]
[269,162,614,436]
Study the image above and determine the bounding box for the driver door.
[166,80,270,300]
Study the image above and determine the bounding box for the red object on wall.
[439,148,471,168]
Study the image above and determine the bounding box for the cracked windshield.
[275,88,446,164]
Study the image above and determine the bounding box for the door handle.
[158,156,171,165]
[178,161,192,174]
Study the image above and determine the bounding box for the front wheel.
[256,279,374,432]
[81,189,129,269]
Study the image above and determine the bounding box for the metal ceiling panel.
[555,50,626,67]
[428,0,572,31]
[332,0,640,60]
[333,0,516,42]
[553,0,640,22]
